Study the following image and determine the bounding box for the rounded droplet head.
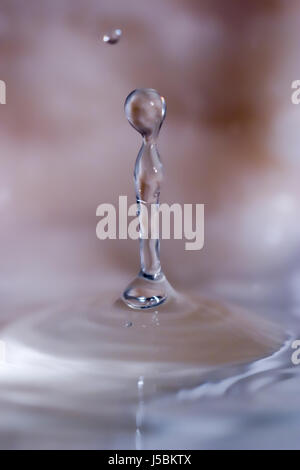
[125,88,166,138]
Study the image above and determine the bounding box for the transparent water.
[0,272,298,450]
[103,29,122,45]
[123,88,171,309]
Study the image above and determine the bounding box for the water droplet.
[124,88,166,138]
[125,321,133,328]
[103,29,122,45]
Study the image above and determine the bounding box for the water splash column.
[122,88,172,309]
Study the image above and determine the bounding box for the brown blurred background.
[0,0,300,313]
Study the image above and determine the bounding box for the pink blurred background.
[1,0,300,315]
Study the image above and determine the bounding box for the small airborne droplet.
[103,29,122,45]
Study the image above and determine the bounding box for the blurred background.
[1,0,300,450]
[1,0,300,306]
[1,0,300,312]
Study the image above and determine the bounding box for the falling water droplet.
[103,29,122,45]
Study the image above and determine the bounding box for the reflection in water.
[178,337,292,400]
[136,376,144,450]
[0,287,290,449]
[144,340,300,450]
